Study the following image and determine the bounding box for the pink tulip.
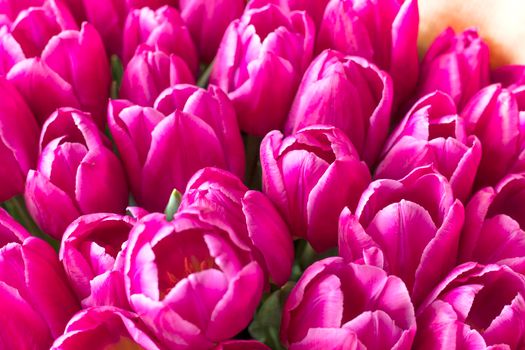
[416,28,490,109]
[261,125,371,252]
[414,263,525,349]
[281,257,416,350]
[0,237,80,349]
[210,3,315,136]
[25,108,128,239]
[179,0,244,63]
[339,167,464,305]
[0,77,39,202]
[8,23,110,127]
[179,167,294,286]
[124,213,265,348]
[461,84,524,189]
[119,45,194,106]
[376,91,482,201]
[459,174,525,274]
[285,50,393,166]
[1,0,77,58]
[60,213,137,308]
[0,207,30,245]
[122,5,197,72]
[109,85,244,212]
[51,306,161,349]
[316,0,419,104]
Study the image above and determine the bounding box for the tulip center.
[104,336,144,350]
[153,233,218,300]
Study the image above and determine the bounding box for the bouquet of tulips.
[1,0,525,349]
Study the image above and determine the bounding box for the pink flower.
[122,5,197,72]
[280,257,416,350]
[119,45,194,106]
[0,77,39,202]
[414,263,525,349]
[260,125,371,252]
[416,28,490,109]
[25,108,128,239]
[0,237,80,349]
[124,213,265,348]
[109,85,244,212]
[180,167,294,286]
[460,174,525,274]
[60,213,137,308]
[285,50,393,166]
[179,0,244,63]
[8,23,110,127]
[376,91,482,201]
[339,167,464,305]
[316,0,419,104]
[210,3,315,136]
[51,306,161,349]
[461,84,524,189]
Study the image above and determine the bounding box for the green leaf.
[110,55,124,99]
[249,282,294,350]
[164,189,182,221]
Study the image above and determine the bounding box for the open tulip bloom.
[3,0,525,349]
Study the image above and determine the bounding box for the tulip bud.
[461,84,523,188]
[211,3,315,136]
[124,213,265,348]
[180,167,294,286]
[6,0,77,58]
[416,28,490,109]
[376,91,482,201]
[414,263,525,349]
[109,85,244,212]
[285,50,393,166]
[60,213,137,308]
[339,167,465,305]
[316,0,419,104]
[25,108,128,239]
[0,77,39,202]
[179,0,244,63]
[459,174,525,273]
[8,23,110,128]
[261,126,371,252]
[0,237,80,349]
[51,307,161,349]
[119,45,194,106]
[123,5,198,72]
[280,257,416,349]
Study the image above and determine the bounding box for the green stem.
[244,134,263,190]
[197,61,214,88]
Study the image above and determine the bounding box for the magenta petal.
[206,262,264,341]
[289,328,358,350]
[75,149,128,214]
[7,58,79,124]
[243,190,293,286]
[25,170,80,239]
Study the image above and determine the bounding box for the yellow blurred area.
[419,0,525,67]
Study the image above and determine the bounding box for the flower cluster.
[1,0,525,349]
